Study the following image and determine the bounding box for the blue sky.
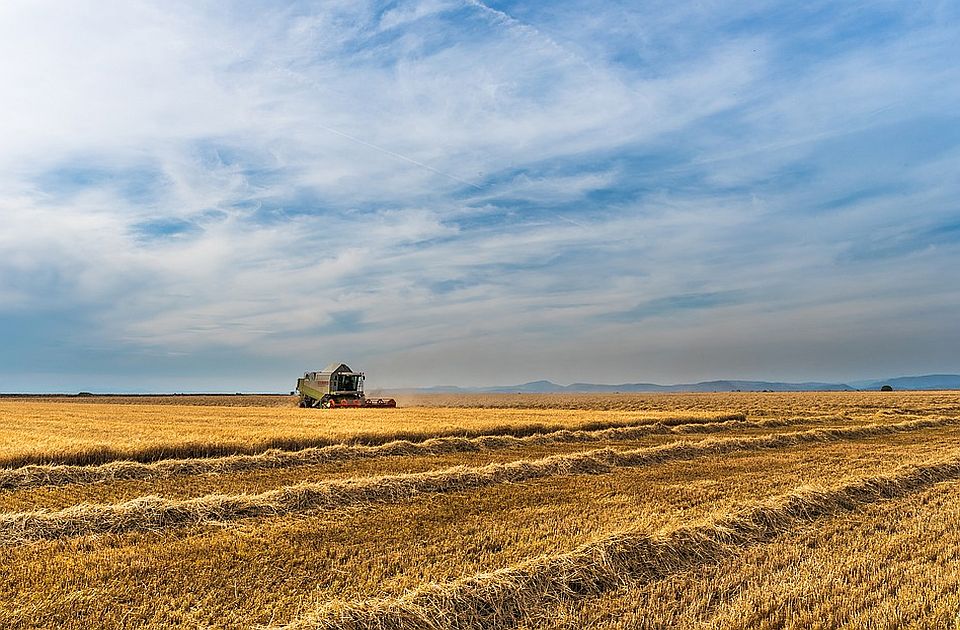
[0,0,958,392]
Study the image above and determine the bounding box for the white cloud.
[0,0,958,388]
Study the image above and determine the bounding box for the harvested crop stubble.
[397,391,960,416]
[0,394,297,407]
[0,402,735,467]
[1,427,954,630]
[281,456,960,630]
[0,416,954,542]
[553,481,960,629]
[0,440,681,513]
[0,414,814,492]
[13,391,960,417]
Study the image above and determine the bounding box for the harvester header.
[296,363,396,408]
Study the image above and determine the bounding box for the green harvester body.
[296,363,396,408]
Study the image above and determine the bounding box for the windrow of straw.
[0,413,829,492]
[0,416,954,543]
[0,413,749,469]
[279,456,960,630]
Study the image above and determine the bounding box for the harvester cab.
[296,363,397,408]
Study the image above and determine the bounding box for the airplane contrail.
[311,121,484,190]
[269,63,484,191]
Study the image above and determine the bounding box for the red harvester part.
[362,398,397,408]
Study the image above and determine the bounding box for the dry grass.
[0,400,723,467]
[394,391,960,416]
[0,413,771,492]
[0,415,954,542]
[0,394,297,407]
[0,391,958,629]
[3,417,852,514]
[286,456,960,630]
[522,481,960,629]
[2,429,957,629]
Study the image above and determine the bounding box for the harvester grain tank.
[296,363,397,408]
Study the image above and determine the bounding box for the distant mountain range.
[394,374,960,394]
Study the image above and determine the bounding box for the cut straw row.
[1,413,817,492]
[0,413,750,471]
[279,455,960,629]
[0,416,953,543]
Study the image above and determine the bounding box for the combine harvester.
[296,363,397,408]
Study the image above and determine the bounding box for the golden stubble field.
[0,391,959,629]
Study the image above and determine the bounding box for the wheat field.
[0,392,958,629]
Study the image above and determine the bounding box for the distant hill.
[554,379,856,393]
[849,374,960,391]
[400,374,960,394]
[403,379,856,394]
